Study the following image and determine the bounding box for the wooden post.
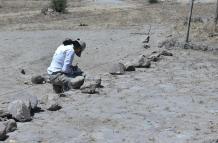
[185,0,194,43]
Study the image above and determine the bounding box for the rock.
[46,94,61,111]
[124,62,136,71]
[81,84,97,94]
[109,63,126,75]
[142,35,150,43]
[158,38,178,49]
[8,100,31,122]
[69,76,85,89]
[133,55,151,68]
[19,93,38,111]
[0,110,11,119]
[20,69,25,75]
[148,52,161,62]
[94,78,102,88]
[160,50,173,56]
[3,119,17,133]
[0,123,6,141]
[31,75,46,84]
[143,44,150,49]
[28,95,38,110]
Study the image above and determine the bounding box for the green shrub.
[50,0,67,13]
[148,0,158,4]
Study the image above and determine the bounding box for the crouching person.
[47,38,86,93]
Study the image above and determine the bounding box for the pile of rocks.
[0,91,64,141]
[109,50,173,75]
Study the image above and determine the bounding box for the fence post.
[215,0,218,32]
[185,0,194,43]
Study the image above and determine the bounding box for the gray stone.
[31,75,46,84]
[0,123,6,141]
[0,110,11,119]
[143,44,150,49]
[109,63,126,75]
[158,38,178,49]
[15,92,38,111]
[124,62,136,71]
[81,84,97,94]
[8,100,31,122]
[94,78,102,88]
[3,119,17,133]
[133,55,151,68]
[160,50,173,56]
[148,52,161,62]
[69,76,85,89]
[46,94,62,111]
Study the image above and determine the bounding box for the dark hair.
[63,38,73,46]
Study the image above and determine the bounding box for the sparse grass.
[148,0,158,4]
[50,0,67,13]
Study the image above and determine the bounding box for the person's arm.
[62,50,75,74]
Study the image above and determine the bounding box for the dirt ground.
[0,0,218,143]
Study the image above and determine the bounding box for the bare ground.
[0,0,218,143]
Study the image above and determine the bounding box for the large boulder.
[3,119,17,133]
[8,100,31,122]
[46,94,62,111]
[109,63,126,75]
[0,123,6,141]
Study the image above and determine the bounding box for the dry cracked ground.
[0,0,218,143]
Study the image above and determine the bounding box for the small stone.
[29,95,38,110]
[158,38,178,49]
[69,76,85,89]
[0,110,11,119]
[46,94,62,111]
[0,123,6,141]
[14,92,38,111]
[148,52,161,62]
[143,44,150,49]
[109,63,126,75]
[95,78,102,88]
[133,55,151,68]
[31,75,46,84]
[142,35,150,43]
[160,50,173,56]
[3,119,17,133]
[124,62,136,71]
[20,69,25,75]
[81,84,97,94]
[8,100,31,122]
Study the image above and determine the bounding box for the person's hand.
[72,64,78,71]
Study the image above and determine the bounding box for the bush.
[50,0,67,13]
[148,0,158,4]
